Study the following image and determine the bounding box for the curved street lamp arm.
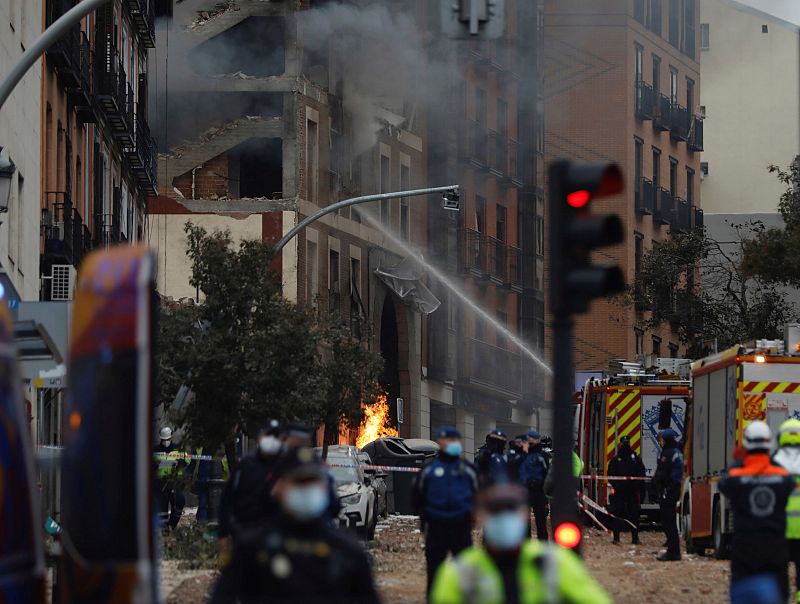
[0,0,112,111]
[273,185,459,253]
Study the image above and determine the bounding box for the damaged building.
[149,0,548,452]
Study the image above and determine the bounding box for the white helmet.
[743,421,772,451]
[159,427,173,441]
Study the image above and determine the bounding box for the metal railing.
[674,198,691,233]
[486,236,507,282]
[507,246,522,290]
[508,139,522,183]
[42,192,74,263]
[693,206,704,232]
[460,228,488,275]
[635,81,656,120]
[656,188,674,226]
[465,338,522,397]
[688,117,704,151]
[654,94,671,131]
[637,178,655,214]
[670,103,690,141]
[124,0,156,48]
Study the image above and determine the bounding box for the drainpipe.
[191,165,202,200]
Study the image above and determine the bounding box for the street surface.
[160,514,734,603]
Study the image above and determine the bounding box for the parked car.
[357,450,388,519]
[320,445,378,540]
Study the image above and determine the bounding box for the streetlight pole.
[273,185,459,253]
[0,0,112,111]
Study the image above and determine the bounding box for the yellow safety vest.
[787,477,800,540]
[430,540,611,604]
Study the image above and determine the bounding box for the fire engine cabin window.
[652,55,660,96]
[306,119,319,204]
[652,336,662,357]
[233,138,283,199]
[635,328,644,356]
[379,153,390,225]
[306,239,318,307]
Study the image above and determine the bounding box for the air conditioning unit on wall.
[50,264,76,301]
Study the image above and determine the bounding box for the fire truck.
[681,327,800,558]
[576,359,691,519]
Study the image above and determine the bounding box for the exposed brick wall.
[173,154,230,200]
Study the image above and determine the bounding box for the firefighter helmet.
[159,426,173,441]
[779,418,800,446]
[743,420,772,451]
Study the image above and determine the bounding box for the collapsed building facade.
[149,0,548,453]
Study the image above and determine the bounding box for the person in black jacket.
[720,420,795,602]
[211,446,380,604]
[607,436,646,544]
[475,429,509,487]
[651,428,683,561]
[217,420,284,555]
[519,430,550,540]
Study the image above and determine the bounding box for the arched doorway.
[380,294,411,437]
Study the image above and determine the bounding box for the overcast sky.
[735,0,800,26]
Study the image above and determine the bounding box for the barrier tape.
[579,491,637,530]
[580,474,651,481]
[578,502,609,533]
[328,462,421,473]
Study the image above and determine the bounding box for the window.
[700,23,710,50]
[475,196,487,233]
[535,215,544,256]
[634,232,644,282]
[686,168,695,204]
[306,119,318,203]
[379,153,390,224]
[652,336,662,357]
[652,55,661,96]
[8,171,18,264]
[669,343,679,359]
[669,158,678,196]
[652,148,661,190]
[496,205,507,242]
[700,162,709,177]
[634,44,643,82]
[350,257,363,317]
[686,78,695,113]
[648,0,662,36]
[306,239,318,306]
[635,328,644,356]
[684,0,696,58]
[762,24,768,34]
[329,248,341,313]
[634,138,643,196]
[634,0,644,24]
[669,68,678,103]
[400,161,410,240]
[668,0,680,47]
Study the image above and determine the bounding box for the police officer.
[210,446,381,604]
[430,483,612,604]
[774,417,800,602]
[218,420,284,554]
[413,426,478,593]
[652,428,683,561]
[520,430,550,540]
[607,436,646,544]
[721,421,795,602]
[506,435,528,483]
[476,429,509,487]
[153,426,187,531]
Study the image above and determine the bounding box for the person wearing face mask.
[153,426,187,531]
[217,420,284,555]
[413,426,479,594]
[210,446,381,604]
[430,484,611,604]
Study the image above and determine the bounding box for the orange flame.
[356,394,398,449]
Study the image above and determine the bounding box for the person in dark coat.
[652,428,683,561]
[476,429,509,487]
[210,446,380,604]
[607,436,646,544]
[720,420,795,603]
[506,435,528,483]
[413,426,479,593]
[519,430,550,540]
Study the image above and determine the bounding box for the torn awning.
[374,255,441,315]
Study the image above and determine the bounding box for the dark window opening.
[669,158,678,196]
[190,17,286,78]
[230,138,283,199]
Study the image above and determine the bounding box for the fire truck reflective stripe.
[742,381,800,394]
[605,390,642,458]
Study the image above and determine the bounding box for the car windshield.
[328,458,360,484]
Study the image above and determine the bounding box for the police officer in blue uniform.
[652,428,684,561]
[413,426,479,593]
[519,430,550,540]
[476,429,510,487]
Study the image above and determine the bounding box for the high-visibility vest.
[430,540,611,604]
[787,477,800,539]
[156,450,187,478]
[572,452,584,478]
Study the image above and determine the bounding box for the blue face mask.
[444,441,463,457]
[282,484,330,521]
[483,511,527,550]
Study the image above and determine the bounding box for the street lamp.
[0,147,15,213]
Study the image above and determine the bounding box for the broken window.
[229,138,283,199]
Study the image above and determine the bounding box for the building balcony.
[636,178,655,214]
[654,94,671,131]
[506,139,524,187]
[486,236,507,285]
[693,206,704,232]
[488,130,508,176]
[124,0,156,49]
[635,81,655,120]
[688,117,704,152]
[94,43,134,145]
[461,338,522,399]
[42,192,75,265]
[68,32,96,125]
[46,1,81,90]
[669,103,690,141]
[124,107,157,194]
[655,187,673,226]
[505,246,523,293]
[459,228,490,280]
[673,197,692,233]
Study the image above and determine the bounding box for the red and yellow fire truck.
[681,333,800,558]
[576,360,690,518]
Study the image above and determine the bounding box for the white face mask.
[259,435,282,456]
[483,511,527,550]
[281,484,330,521]
[161,439,171,447]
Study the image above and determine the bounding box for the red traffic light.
[566,190,591,208]
[554,522,582,549]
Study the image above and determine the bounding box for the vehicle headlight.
[340,493,361,505]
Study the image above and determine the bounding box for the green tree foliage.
[741,163,800,287]
[158,223,384,465]
[631,225,796,356]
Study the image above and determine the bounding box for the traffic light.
[441,0,505,39]
[549,161,625,315]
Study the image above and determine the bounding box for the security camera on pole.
[548,160,625,553]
